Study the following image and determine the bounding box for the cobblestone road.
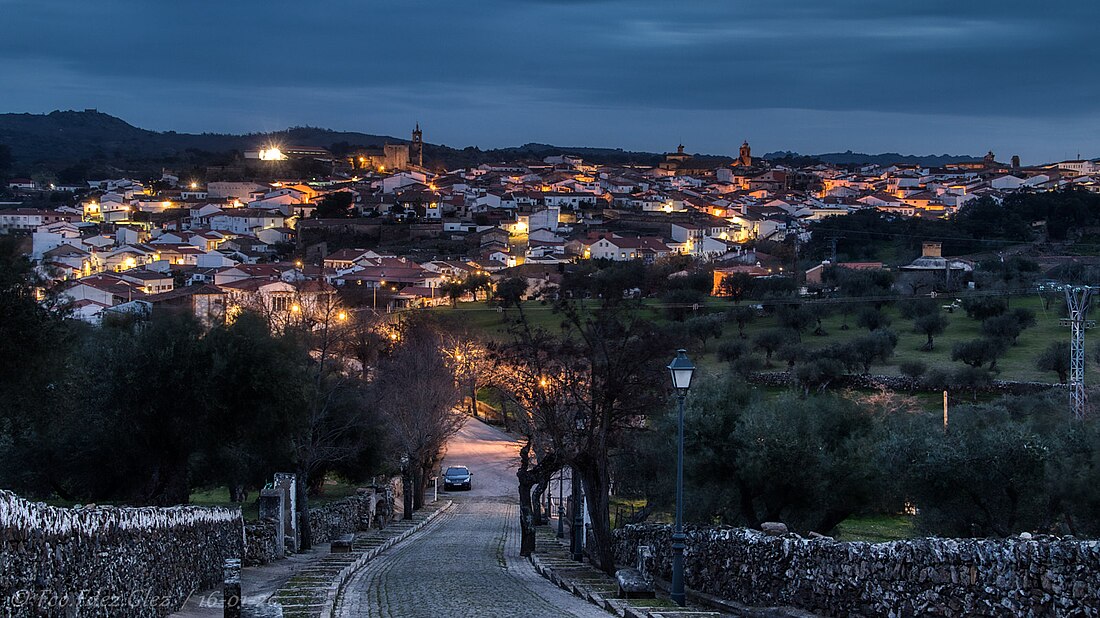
[335,420,609,618]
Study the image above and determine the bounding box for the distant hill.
[763,150,978,167]
[0,110,679,174]
[0,110,401,164]
[0,109,981,177]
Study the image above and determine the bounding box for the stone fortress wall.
[614,523,1100,616]
[0,489,243,617]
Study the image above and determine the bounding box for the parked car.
[442,465,473,491]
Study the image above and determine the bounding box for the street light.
[571,410,588,562]
[557,468,566,539]
[374,273,386,311]
[667,348,695,607]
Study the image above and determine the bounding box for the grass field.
[835,514,917,542]
[435,295,1075,384]
[189,476,362,520]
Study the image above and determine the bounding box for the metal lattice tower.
[1066,287,1093,420]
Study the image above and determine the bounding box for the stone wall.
[747,371,1056,395]
[241,485,396,567]
[309,488,395,545]
[613,524,1100,617]
[243,518,281,567]
[0,490,243,617]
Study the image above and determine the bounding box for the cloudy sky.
[2,0,1097,163]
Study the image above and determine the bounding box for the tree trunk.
[517,442,538,557]
[402,466,414,520]
[297,470,314,551]
[577,460,616,575]
[412,465,424,511]
[229,484,248,503]
[532,480,549,525]
[147,456,190,506]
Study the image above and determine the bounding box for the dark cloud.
[0,0,1097,162]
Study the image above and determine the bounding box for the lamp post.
[667,348,695,607]
[571,411,588,562]
[374,272,386,311]
[557,468,565,539]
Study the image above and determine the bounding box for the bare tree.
[494,299,671,572]
[290,294,377,550]
[376,320,463,517]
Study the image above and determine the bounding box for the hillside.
[0,110,400,165]
[1,109,982,175]
[763,149,978,167]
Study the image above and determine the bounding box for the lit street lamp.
[667,348,695,607]
[374,272,386,311]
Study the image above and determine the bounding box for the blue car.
[443,465,472,491]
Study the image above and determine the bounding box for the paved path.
[335,419,609,618]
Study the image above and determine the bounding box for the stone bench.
[615,567,654,599]
[331,534,355,553]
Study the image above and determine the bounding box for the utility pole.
[1066,286,1093,420]
[943,390,948,433]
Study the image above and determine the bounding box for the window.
[272,295,291,312]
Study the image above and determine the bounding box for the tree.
[794,357,847,395]
[464,273,492,301]
[717,340,757,376]
[981,314,1026,345]
[314,191,355,218]
[716,272,755,303]
[753,329,791,368]
[951,338,1007,370]
[0,143,12,175]
[899,298,939,320]
[726,305,757,339]
[493,277,528,308]
[777,304,816,341]
[684,314,723,351]
[961,297,1008,321]
[1036,341,1071,384]
[856,306,891,332]
[776,343,805,370]
[440,280,466,308]
[290,296,388,549]
[375,321,462,519]
[495,296,672,572]
[895,403,1049,537]
[665,379,887,534]
[843,330,898,374]
[898,360,926,380]
[913,312,949,351]
[196,312,310,503]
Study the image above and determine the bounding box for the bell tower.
[737,140,752,167]
[411,123,423,168]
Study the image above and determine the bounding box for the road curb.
[321,500,453,617]
[529,533,723,618]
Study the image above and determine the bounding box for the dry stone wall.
[243,518,281,567]
[746,371,1056,395]
[0,490,243,617]
[613,524,1100,617]
[242,485,395,567]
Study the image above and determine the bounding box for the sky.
[2,0,1098,164]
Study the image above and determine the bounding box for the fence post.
[223,558,241,618]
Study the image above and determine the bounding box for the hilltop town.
[3,123,1098,325]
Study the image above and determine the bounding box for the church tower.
[411,123,423,168]
[738,140,752,167]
